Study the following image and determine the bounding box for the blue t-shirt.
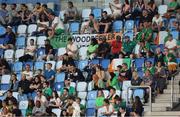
[44,69,56,80]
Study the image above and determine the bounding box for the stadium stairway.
[144,72,180,116]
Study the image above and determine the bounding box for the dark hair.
[122,63,128,67]
[89,13,94,17]
[104,99,110,105]
[76,97,81,102]
[47,63,52,66]
[125,0,129,5]
[91,38,98,45]
[7,90,13,94]
[110,72,115,81]
[68,37,73,41]
[1,3,7,7]
[36,2,41,6]
[64,88,69,92]
[30,39,34,42]
[109,86,116,91]
[68,95,75,101]
[103,11,107,14]
[61,109,67,116]
[53,90,59,99]
[39,13,49,22]
[12,3,17,7]
[68,1,73,7]
[42,4,47,8]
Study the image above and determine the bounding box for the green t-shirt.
[80,104,86,110]
[168,1,178,9]
[136,28,153,43]
[43,87,52,97]
[110,76,120,90]
[164,53,177,64]
[96,97,105,107]
[87,44,99,54]
[60,86,75,95]
[113,100,126,112]
[26,107,33,116]
[123,41,136,54]
[144,66,156,75]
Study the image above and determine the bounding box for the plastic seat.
[78,92,87,99]
[57,48,66,56]
[15,49,25,60]
[34,61,44,70]
[1,75,11,84]
[54,82,64,91]
[59,10,65,21]
[13,62,23,73]
[103,7,112,15]
[56,61,63,70]
[103,90,109,98]
[4,49,14,61]
[87,100,96,108]
[77,82,87,92]
[159,31,168,44]
[113,20,123,32]
[90,59,99,65]
[0,26,6,35]
[125,20,134,31]
[169,18,177,31]
[69,22,80,34]
[137,70,144,78]
[52,108,61,117]
[116,90,121,96]
[176,58,180,64]
[78,60,88,71]
[122,80,132,91]
[88,81,93,91]
[158,5,168,16]
[134,58,145,70]
[92,8,102,20]
[133,89,145,99]
[87,91,97,100]
[12,92,19,100]
[82,9,91,21]
[79,47,88,60]
[17,24,27,36]
[70,82,76,88]
[170,31,179,40]
[55,72,65,82]
[37,36,47,47]
[27,24,37,35]
[100,59,110,70]
[124,31,134,41]
[19,101,28,110]
[16,37,26,49]
[36,47,45,58]
[47,2,55,11]
[86,108,96,116]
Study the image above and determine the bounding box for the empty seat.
[37,36,47,47]
[52,108,61,117]
[13,62,23,73]
[170,30,179,40]
[55,72,65,82]
[113,20,123,32]
[16,37,26,49]
[69,22,80,34]
[78,60,88,71]
[79,47,88,60]
[0,26,6,35]
[34,61,44,70]
[77,82,87,92]
[90,59,99,65]
[54,82,64,91]
[100,59,110,70]
[158,5,168,16]
[86,108,96,116]
[87,91,97,100]
[57,48,66,56]
[125,20,134,31]
[78,92,87,99]
[87,100,96,108]
[133,89,145,99]
[56,61,63,70]
[17,25,27,36]
[4,49,14,61]
[15,49,25,60]
[36,47,45,58]
[27,24,37,35]
[92,8,102,20]
[82,9,91,21]
[122,80,132,91]
[134,58,145,70]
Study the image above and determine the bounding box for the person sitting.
[18,74,31,95]
[131,71,142,86]
[143,61,155,75]
[0,58,11,75]
[109,0,123,19]
[111,35,122,58]
[29,76,42,92]
[118,106,130,117]
[21,4,32,25]
[7,4,18,26]
[99,11,112,33]
[0,3,8,26]
[87,38,99,59]
[106,72,120,90]
[131,96,143,116]
[4,90,17,105]
[152,12,163,32]
[0,26,16,49]
[99,99,114,116]
[119,63,132,81]
[122,0,131,19]
[122,36,136,57]
[165,34,177,53]
[32,100,46,116]
[31,2,42,22]
[66,37,78,59]
[97,37,110,58]
[113,95,126,112]
[154,47,165,66]
[60,88,69,107]
[60,79,75,96]
[34,90,48,107]
[42,81,52,99]
[81,14,99,34]
[9,73,19,92]
[75,97,85,116]
[22,64,33,81]
[64,1,79,23]
[96,90,105,109]
[19,39,36,62]
[167,0,178,17]
[107,87,118,103]
[26,99,35,116]
[12,103,22,117]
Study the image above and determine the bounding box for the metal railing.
[126,86,152,112]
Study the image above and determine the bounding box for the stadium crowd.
[0,0,179,116]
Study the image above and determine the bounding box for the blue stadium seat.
[113,20,123,32]
[125,20,134,31]
[87,100,96,108]
[86,108,96,116]
[145,58,155,65]
[90,59,99,65]
[169,18,177,31]
[92,8,102,20]
[100,59,110,70]
[176,58,180,64]
[170,30,179,40]
[124,31,134,40]
[134,58,145,70]
[0,84,11,90]
[0,49,4,58]
[133,89,145,100]
[0,38,5,44]
[162,18,168,30]
[16,36,26,49]
[157,44,165,52]
[54,82,64,91]
[0,26,6,35]
[34,61,44,70]
[87,91,97,100]
[36,47,45,58]
[13,62,23,73]
[23,62,33,70]
[138,70,144,78]
[78,60,88,71]
[69,22,80,34]
[55,72,65,82]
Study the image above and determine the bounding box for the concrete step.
[156,94,180,99]
[164,89,179,94]
[144,111,180,116]
[152,103,171,107]
[167,84,179,89]
[151,107,167,112]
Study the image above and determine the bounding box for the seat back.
[13,62,23,73]
[92,8,102,20]
[1,75,11,84]
[55,72,65,82]
[16,37,26,49]
[15,49,25,60]
[158,5,168,16]
[77,82,87,92]
[82,9,91,21]
[57,48,66,56]
[34,61,44,70]
[125,20,134,31]
[87,91,97,100]
[27,24,37,35]
[17,25,27,35]
[4,49,14,60]
[37,36,47,47]
[78,60,88,71]
[113,20,123,32]
[69,22,80,34]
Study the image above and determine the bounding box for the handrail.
[127,86,152,112]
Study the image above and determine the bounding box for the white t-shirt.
[165,39,177,49]
[98,104,114,116]
[72,102,81,117]
[22,71,33,80]
[67,43,78,56]
[34,95,48,106]
[152,16,162,25]
[110,3,122,15]
[37,20,49,31]
[52,17,65,30]
[26,45,36,56]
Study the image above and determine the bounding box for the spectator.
[96,90,105,109]
[42,4,53,15]
[167,0,178,17]
[21,4,32,24]
[31,2,42,22]
[0,26,16,49]
[97,37,111,58]
[165,34,177,52]
[22,64,33,81]
[119,63,132,81]
[60,109,68,117]
[152,12,163,32]
[143,61,155,75]
[122,36,136,57]
[32,13,49,36]
[0,3,8,26]
[19,38,36,62]
[139,10,152,29]
[42,81,52,99]
[134,41,151,58]
[0,101,11,116]
[30,75,42,92]
[7,4,18,25]
[4,90,17,105]
[106,72,120,90]
[92,65,105,90]
[66,65,85,82]
[122,0,131,19]
[47,12,64,36]
[81,14,99,34]
[118,106,130,117]
[9,73,19,91]
[26,99,35,116]
[34,90,48,107]
[132,0,145,19]
[60,79,75,96]
[44,63,56,88]
[154,47,165,66]
[32,100,46,116]
[99,99,114,116]
[60,88,69,104]
[113,95,126,112]
[0,58,11,75]
[131,71,142,86]
[64,1,79,23]
[12,103,22,117]
[18,74,31,95]
[111,35,122,58]
[155,62,167,94]
[66,37,78,59]
[75,97,85,116]
[87,38,99,59]
[67,96,81,117]
[99,11,112,33]
[107,87,117,103]
[42,39,54,61]
[109,0,122,19]
[141,70,153,86]
[131,96,143,116]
